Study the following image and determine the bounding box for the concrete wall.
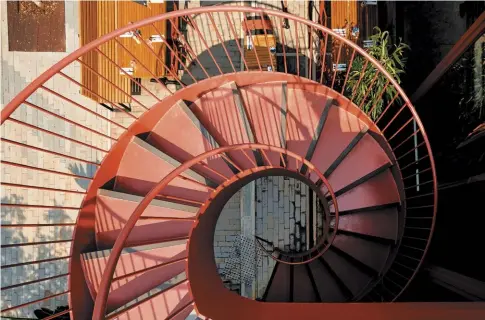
[213,191,242,288]
[254,176,310,297]
[0,1,113,316]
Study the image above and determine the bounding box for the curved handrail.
[254,234,332,265]
[91,143,338,318]
[0,5,437,314]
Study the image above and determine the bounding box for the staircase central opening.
[213,173,330,299]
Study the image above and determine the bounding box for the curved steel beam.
[92,143,335,319]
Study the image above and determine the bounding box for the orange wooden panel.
[330,0,359,66]
[80,1,130,103]
[331,0,359,30]
[244,35,276,70]
[117,1,167,78]
[80,1,167,103]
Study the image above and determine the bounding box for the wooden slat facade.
[80,1,167,103]
[330,0,359,67]
[243,16,277,71]
[244,36,277,70]
[320,1,379,71]
[330,0,359,31]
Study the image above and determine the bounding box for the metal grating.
[221,235,266,285]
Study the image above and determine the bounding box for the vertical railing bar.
[220,153,243,172]
[1,222,77,227]
[76,58,150,109]
[367,79,390,117]
[279,16,288,74]
[169,17,211,78]
[340,48,355,94]
[105,280,189,320]
[388,118,414,144]
[57,71,137,120]
[150,23,198,83]
[396,141,425,161]
[178,175,216,191]
[350,60,369,102]
[156,195,204,206]
[0,160,92,180]
[1,255,71,269]
[132,32,186,88]
[1,139,100,166]
[224,12,250,71]
[391,128,419,150]
[0,238,73,248]
[401,155,430,171]
[112,256,188,281]
[41,309,72,320]
[402,167,431,180]
[308,26,314,80]
[39,86,128,130]
[58,71,137,118]
[184,14,224,75]
[208,12,236,73]
[331,41,343,90]
[243,17,263,71]
[0,291,70,313]
[294,19,300,76]
[22,100,117,141]
[241,149,257,167]
[95,48,162,104]
[382,103,408,132]
[2,273,69,290]
[280,152,287,168]
[319,32,329,84]
[6,118,109,153]
[375,91,400,125]
[113,38,171,95]
[261,11,275,71]
[198,161,232,180]
[260,149,273,166]
[393,260,417,272]
[358,70,380,109]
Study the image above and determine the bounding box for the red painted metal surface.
[91,143,337,318]
[0,5,443,318]
[115,137,212,201]
[107,280,192,320]
[106,259,187,313]
[412,10,485,103]
[81,244,187,297]
[95,191,196,237]
[146,101,235,183]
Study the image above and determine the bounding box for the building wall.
[0,1,115,317]
[0,0,315,316]
[213,191,242,287]
[254,176,310,298]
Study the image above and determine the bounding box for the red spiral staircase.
[5,5,480,320]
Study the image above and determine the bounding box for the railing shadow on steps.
[0,6,437,318]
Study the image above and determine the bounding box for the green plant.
[346,27,409,120]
